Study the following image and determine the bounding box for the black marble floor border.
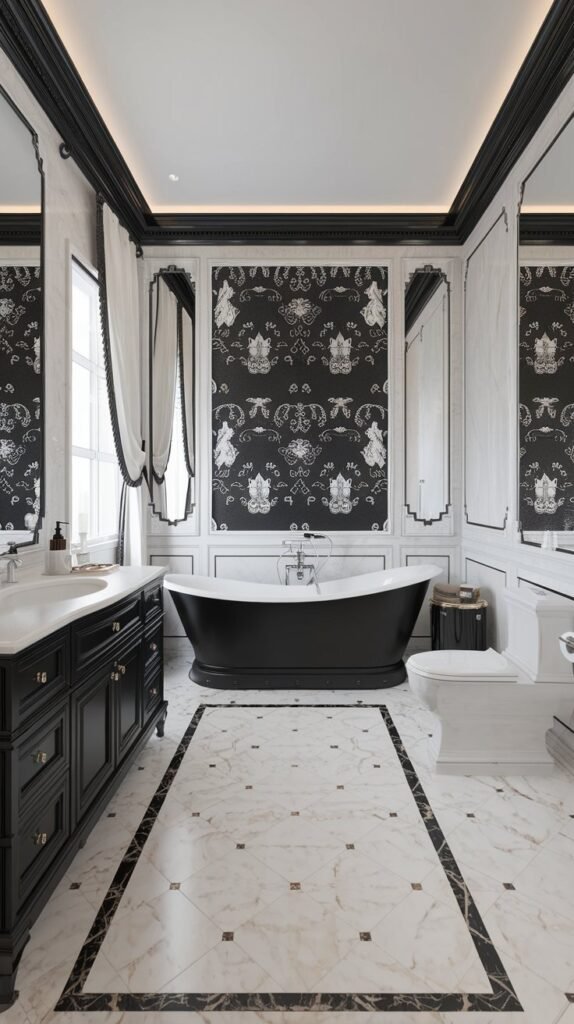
[55,703,522,1013]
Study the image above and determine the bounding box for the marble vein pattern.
[12,651,574,1023]
[51,693,523,1015]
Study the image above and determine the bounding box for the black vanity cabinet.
[0,579,166,1009]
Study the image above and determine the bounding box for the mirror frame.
[0,83,45,548]
[403,263,451,525]
[517,112,574,555]
[147,265,196,526]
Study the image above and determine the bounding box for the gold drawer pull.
[35,671,48,684]
[33,831,48,847]
[114,661,126,675]
[149,687,158,697]
[112,621,121,633]
[149,642,158,652]
[110,670,120,682]
[32,751,48,765]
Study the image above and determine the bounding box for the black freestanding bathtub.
[164,565,441,689]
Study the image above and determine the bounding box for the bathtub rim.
[164,564,442,604]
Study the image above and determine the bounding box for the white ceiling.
[0,91,41,211]
[7,0,558,212]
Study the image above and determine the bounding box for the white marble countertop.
[0,566,165,655]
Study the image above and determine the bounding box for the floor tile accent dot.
[290,882,301,891]
[390,812,398,818]
[359,932,372,941]
[346,843,355,850]
[69,882,81,890]
[466,813,475,818]
[169,882,181,890]
[222,932,234,941]
[411,882,423,890]
[291,811,300,816]
[236,843,245,850]
[503,882,515,890]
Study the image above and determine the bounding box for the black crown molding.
[1,0,574,247]
[0,211,41,245]
[519,212,574,245]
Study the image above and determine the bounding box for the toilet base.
[410,675,574,776]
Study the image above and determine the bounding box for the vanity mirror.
[404,265,450,524]
[0,86,44,546]
[148,267,195,525]
[518,116,574,553]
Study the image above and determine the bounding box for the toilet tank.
[503,586,574,683]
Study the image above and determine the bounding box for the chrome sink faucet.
[1,544,23,584]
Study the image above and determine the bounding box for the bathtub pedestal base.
[189,659,406,690]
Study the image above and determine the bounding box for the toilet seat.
[407,648,517,683]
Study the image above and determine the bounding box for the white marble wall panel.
[404,553,450,638]
[150,554,194,636]
[464,557,507,651]
[464,213,511,531]
[213,552,387,585]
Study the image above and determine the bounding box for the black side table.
[431,600,488,651]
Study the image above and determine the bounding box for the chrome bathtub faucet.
[1,544,23,584]
[277,533,332,586]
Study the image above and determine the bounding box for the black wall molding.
[1,0,574,245]
[520,213,574,244]
[0,212,41,245]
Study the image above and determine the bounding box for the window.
[71,259,121,544]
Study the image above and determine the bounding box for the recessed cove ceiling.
[43,0,552,214]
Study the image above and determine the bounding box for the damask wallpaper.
[212,265,388,531]
[519,265,574,531]
[0,265,42,533]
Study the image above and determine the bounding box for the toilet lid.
[408,648,516,681]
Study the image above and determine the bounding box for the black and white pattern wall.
[0,265,42,533]
[519,265,574,532]
[211,265,389,531]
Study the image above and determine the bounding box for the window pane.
[97,373,116,456]
[72,278,91,358]
[71,455,91,542]
[98,460,120,538]
[72,361,92,449]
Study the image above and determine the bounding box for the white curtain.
[98,202,145,564]
[152,277,178,480]
[100,203,145,484]
[181,306,195,478]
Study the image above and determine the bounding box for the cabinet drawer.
[18,779,69,909]
[144,582,163,622]
[144,622,162,675]
[72,595,142,678]
[17,702,69,815]
[144,668,162,719]
[11,632,68,731]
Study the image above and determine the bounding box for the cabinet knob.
[114,661,126,675]
[35,671,48,684]
[33,830,48,847]
[112,621,121,633]
[150,687,158,697]
[110,670,120,681]
[150,642,158,652]
[32,750,48,765]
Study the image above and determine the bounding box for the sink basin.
[0,576,108,606]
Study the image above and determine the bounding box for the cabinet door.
[73,669,115,823]
[115,642,143,763]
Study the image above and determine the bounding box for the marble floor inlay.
[51,702,522,1015]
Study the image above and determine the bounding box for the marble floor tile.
[371,890,491,992]
[11,652,574,1023]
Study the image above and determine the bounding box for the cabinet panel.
[116,643,143,762]
[144,666,162,721]
[10,632,68,732]
[73,670,115,823]
[17,779,70,910]
[144,583,163,623]
[72,595,142,679]
[17,701,69,816]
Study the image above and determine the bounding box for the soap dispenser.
[45,521,72,575]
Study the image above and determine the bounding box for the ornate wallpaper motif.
[0,265,42,533]
[519,265,574,531]
[212,265,388,531]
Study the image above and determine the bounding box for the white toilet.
[407,586,574,775]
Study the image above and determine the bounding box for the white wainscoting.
[150,554,194,637]
[464,556,507,650]
[213,552,387,585]
[464,211,511,531]
[405,553,451,640]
